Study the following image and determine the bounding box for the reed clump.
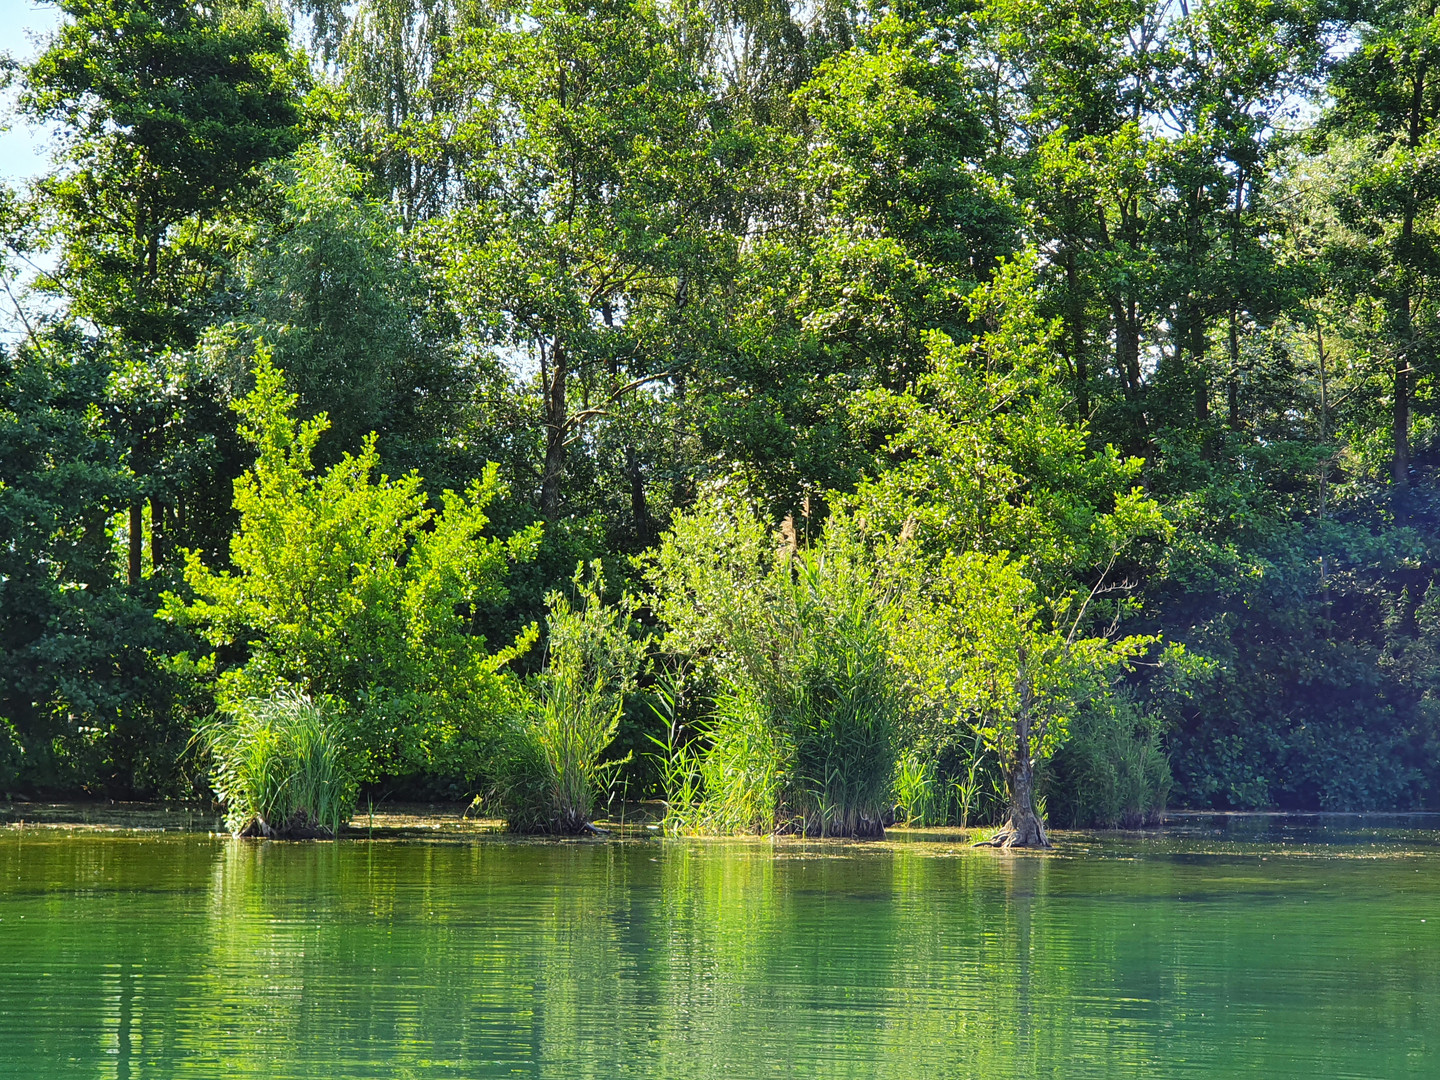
[648,503,901,837]
[495,562,646,834]
[1042,696,1171,828]
[197,689,359,838]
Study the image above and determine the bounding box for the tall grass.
[1042,696,1171,828]
[197,690,359,838]
[894,751,942,826]
[651,520,902,837]
[778,556,898,836]
[893,733,1009,829]
[496,562,645,834]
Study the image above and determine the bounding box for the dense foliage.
[6,0,1440,828]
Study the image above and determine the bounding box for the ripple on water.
[0,826,1436,1079]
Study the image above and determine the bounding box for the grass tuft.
[196,689,359,838]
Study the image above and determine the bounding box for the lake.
[1,817,1437,1078]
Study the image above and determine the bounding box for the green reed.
[196,689,359,838]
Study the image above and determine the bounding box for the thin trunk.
[1065,252,1088,418]
[149,497,163,572]
[1193,314,1209,422]
[127,218,154,586]
[1394,307,1410,490]
[1228,171,1244,430]
[669,371,690,509]
[626,445,651,545]
[1115,300,1142,398]
[1227,305,1241,429]
[541,340,568,516]
[978,663,1051,850]
[128,502,143,585]
[1317,319,1330,587]
[1395,56,1428,490]
[1189,175,1209,422]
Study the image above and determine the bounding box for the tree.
[0,330,194,795]
[161,353,543,784]
[428,0,726,517]
[841,257,1170,844]
[21,0,306,581]
[688,10,1019,515]
[896,552,1155,847]
[215,145,518,490]
[1323,0,1440,491]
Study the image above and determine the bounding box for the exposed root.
[972,811,1052,850]
[237,809,335,840]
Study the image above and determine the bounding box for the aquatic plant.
[197,689,359,838]
[1043,696,1172,828]
[648,501,901,837]
[497,562,647,833]
[894,750,941,826]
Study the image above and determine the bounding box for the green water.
[1,819,1437,1078]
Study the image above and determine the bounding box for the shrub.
[162,352,541,788]
[496,563,647,833]
[197,690,360,838]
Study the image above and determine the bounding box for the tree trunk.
[1227,305,1241,430]
[1115,300,1142,399]
[626,445,652,545]
[541,340,568,516]
[1228,170,1245,431]
[996,757,1050,848]
[1394,56,1428,491]
[1191,315,1209,422]
[150,497,164,572]
[128,501,143,585]
[1064,252,1088,419]
[976,679,1052,850]
[1317,318,1331,587]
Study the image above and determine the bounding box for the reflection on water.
[1,827,1437,1078]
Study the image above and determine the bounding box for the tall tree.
[21,0,306,581]
[429,0,726,518]
[1324,0,1440,491]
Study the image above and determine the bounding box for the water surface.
[1,818,1437,1078]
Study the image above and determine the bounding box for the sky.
[1,0,62,183]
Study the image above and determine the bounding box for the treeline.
[3,0,1440,831]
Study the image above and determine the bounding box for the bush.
[197,690,360,838]
[496,563,647,833]
[163,352,542,788]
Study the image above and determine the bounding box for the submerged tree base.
[974,808,1052,850]
[237,809,337,840]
